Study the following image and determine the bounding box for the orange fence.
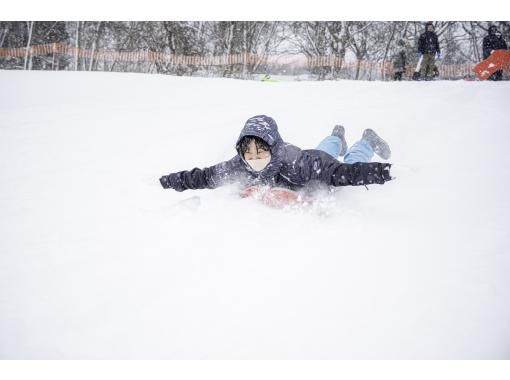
[306,55,479,79]
[0,42,500,79]
[0,43,268,66]
[437,63,477,79]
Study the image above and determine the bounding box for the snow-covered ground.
[0,70,509,359]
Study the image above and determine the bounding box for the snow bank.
[0,70,509,358]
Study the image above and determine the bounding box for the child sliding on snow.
[160,115,393,192]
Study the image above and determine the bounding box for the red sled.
[473,49,510,80]
[240,186,305,209]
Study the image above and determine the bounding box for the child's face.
[243,140,271,161]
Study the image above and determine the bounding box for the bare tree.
[23,21,34,70]
[290,21,334,80]
[208,21,283,78]
[87,22,103,71]
[346,22,372,80]
[0,24,9,47]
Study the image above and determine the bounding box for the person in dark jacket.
[393,39,407,81]
[483,25,508,81]
[160,115,392,193]
[417,22,441,80]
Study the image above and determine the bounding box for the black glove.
[160,175,171,189]
[382,164,392,182]
[159,174,185,191]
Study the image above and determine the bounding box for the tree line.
[0,21,508,80]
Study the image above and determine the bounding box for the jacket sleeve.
[502,37,508,50]
[483,36,492,59]
[160,156,243,192]
[281,150,392,187]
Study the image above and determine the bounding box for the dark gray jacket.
[160,115,392,192]
[418,31,440,55]
[483,31,508,59]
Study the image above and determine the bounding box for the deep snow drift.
[0,70,509,359]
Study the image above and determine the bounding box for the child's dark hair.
[240,136,270,155]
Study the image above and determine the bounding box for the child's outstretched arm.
[160,156,243,192]
[283,150,392,187]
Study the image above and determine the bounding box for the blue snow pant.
[316,135,374,163]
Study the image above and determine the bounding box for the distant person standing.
[393,39,407,81]
[417,22,441,80]
[482,25,508,81]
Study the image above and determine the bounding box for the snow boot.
[332,125,348,156]
[362,128,391,160]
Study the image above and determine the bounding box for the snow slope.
[0,70,509,359]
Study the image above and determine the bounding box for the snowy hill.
[0,70,509,359]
